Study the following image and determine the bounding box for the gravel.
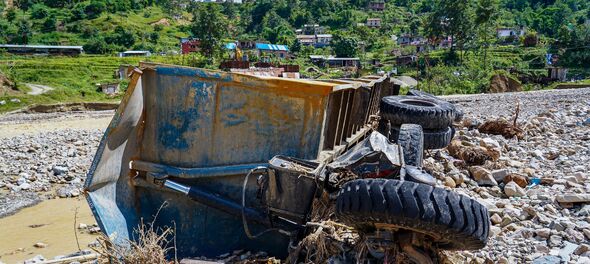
[433,88,590,263]
[0,128,103,216]
[1,87,589,263]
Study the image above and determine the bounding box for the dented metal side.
[85,63,393,259]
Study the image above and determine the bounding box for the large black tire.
[406,90,464,122]
[397,124,423,167]
[336,179,490,250]
[380,96,456,129]
[391,126,453,150]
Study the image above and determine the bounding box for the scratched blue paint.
[222,113,247,126]
[156,65,232,82]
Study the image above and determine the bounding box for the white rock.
[560,241,578,262]
[492,169,509,182]
[19,182,31,190]
[504,181,526,197]
[556,194,590,203]
[469,166,498,186]
[536,228,551,239]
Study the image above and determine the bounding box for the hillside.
[0,0,588,55]
[0,0,589,112]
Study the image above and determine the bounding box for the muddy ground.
[0,88,589,263]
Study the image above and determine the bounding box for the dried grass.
[478,117,524,140]
[92,219,175,264]
[286,193,359,264]
[91,204,176,264]
[447,140,492,165]
[478,100,524,140]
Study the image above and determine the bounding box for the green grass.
[0,54,196,113]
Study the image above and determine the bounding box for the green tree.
[332,33,359,57]
[190,4,227,59]
[475,0,499,69]
[16,19,31,44]
[30,4,49,19]
[5,8,17,22]
[42,14,57,33]
[85,0,106,19]
[83,37,111,54]
[222,1,237,19]
[261,10,295,45]
[425,0,475,63]
[105,26,136,48]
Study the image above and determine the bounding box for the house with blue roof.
[255,43,290,59]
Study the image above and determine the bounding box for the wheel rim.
[400,99,437,107]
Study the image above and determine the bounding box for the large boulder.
[488,74,522,93]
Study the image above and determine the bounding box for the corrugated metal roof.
[0,44,83,50]
[256,43,289,51]
[225,43,237,50]
[327,57,360,61]
[122,50,151,54]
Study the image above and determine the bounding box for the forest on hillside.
[0,0,588,59]
[0,0,589,95]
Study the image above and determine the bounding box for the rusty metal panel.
[140,65,333,167]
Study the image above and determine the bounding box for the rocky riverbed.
[441,88,590,263]
[0,88,589,263]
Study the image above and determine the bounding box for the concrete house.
[497,27,525,38]
[366,18,382,28]
[296,35,316,46]
[300,24,325,35]
[118,51,152,57]
[297,34,333,48]
[315,34,333,47]
[326,57,361,68]
[368,1,385,11]
[397,34,426,46]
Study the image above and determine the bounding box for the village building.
[237,40,257,50]
[315,34,333,47]
[180,38,201,54]
[255,43,290,59]
[118,50,151,57]
[326,57,361,68]
[299,24,325,35]
[496,26,526,38]
[366,18,382,28]
[0,44,83,56]
[548,67,568,82]
[296,35,317,46]
[368,1,385,11]
[395,55,417,66]
[309,55,328,66]
[397,34,426,46]
[296,34,333,48]
[96,83,120,96]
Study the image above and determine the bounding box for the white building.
[497,27,525,38]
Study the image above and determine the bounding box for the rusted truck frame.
[85,63,399,258]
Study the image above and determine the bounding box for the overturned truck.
[85,63,489,263]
